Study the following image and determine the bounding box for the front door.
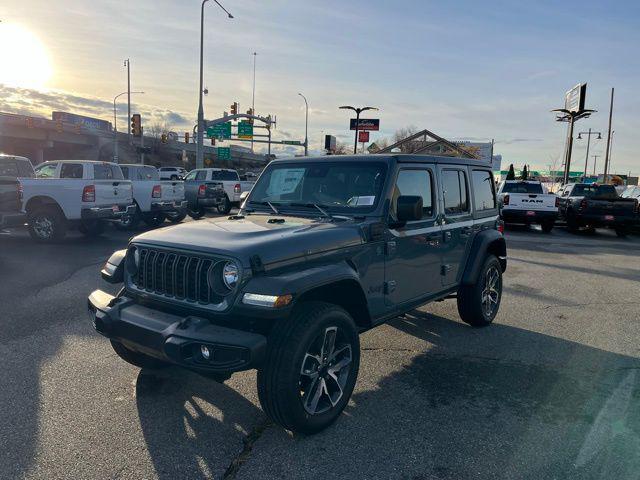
[439,166,474,286]
[384,166,443,308]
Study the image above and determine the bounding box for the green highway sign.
[207,122,231,139]
[282,140,302,145]
[217,147,231,160]
[237,121,254,139]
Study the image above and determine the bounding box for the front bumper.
[88,290,267,373]
[151,200,188,212]
[0,211,26,228]
[501,209,558,225]
[81,204,136,220]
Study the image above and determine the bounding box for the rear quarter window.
[94,164,124,180]
[472,170,496,211]
[17,160,35,178]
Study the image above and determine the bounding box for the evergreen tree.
[506,164,516,180]
[522,165,528,180]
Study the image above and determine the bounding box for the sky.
[1,0,639,174]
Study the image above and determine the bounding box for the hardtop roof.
[269,154,493,168]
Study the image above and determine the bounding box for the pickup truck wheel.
[541,220,554,233]
[110,340,168,369]
[79,220,105,237]
[615,227,629,238]
[216,196,232,215]
[27,207,67,242]
[257,301,360,434]
[457,255,502,327]
[165,211,187,224]
[187,207,205,220]
[115,207,140,230]
[142,213,166,228]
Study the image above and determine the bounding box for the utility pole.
[251,52,256,152]
[124,59,131,145]
[592,155,599,176]
[339,105,378,154]
[298,93,309,156]
[577,128,602,181]
[603,87,614,183]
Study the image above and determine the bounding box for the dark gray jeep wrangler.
[89,155,506,433]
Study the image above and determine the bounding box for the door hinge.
[384,280,397,294]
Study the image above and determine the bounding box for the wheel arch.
[25,196,66,219]
[461,230,506,285]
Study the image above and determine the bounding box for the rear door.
[439,166,474,286]
[92,163,132,205]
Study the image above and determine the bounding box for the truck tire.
[79,220,105,237]
[110,340,168,369]
[615,227,628,238]
[257,301,360,434]
[187,207,205,220]
[457,255,502,327]
[216,195,232,215]
[27,206,67,242]
[142,213,166,228]
[165,211,187,224]
[115,206,140,230]
[541,220,554,233]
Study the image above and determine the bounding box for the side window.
[35,163,58,178]
[60,163,84,179]
[391,169,433,220]
[443,169,469,215]
[141,167,159,180]
[120,166,130,179]
[184,171,197,181]
[471,170,496,211]
[196,170,208,180]
[17,160,35,178]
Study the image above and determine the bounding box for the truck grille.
[130,247,225,305]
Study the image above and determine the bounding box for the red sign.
[358,131,370,142]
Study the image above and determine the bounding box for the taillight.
[198,184,206,197]
[234,183,241,194]
[152,185,162,198]
[496,219,505,235]
[503,194,510,206]
[579,198,588,210]
[555,196,560,208]
[82,185,95,202]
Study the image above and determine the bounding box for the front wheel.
[540,220,555,233]
[187,206,205,220]
[164,210,187,224]
[615,227,628,238]
[257,302,360,434]
[457,255,502,327]
[115,207,140,230]
[142,212,166,228]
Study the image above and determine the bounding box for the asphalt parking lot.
[1,218,640,480]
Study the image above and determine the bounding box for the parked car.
[89,154,507,434]
[20,160,134,242]
[0,154,35,229]
[118,164,187,229]
[182,171,226,219]
[184,168,254,215]
[558,183,639,236]
[158,167,187,180]
[497,180,559,232]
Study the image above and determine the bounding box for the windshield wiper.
[289,202,334,220]
[266,201,279,215]
[247,201,281,215]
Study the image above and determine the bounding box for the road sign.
[237,121,254,139]
[282,140,302,145]
[358,131,370,142]
[217,147,231,160]
[207,122,231,139]
[565,83,587,113]
[350,118,379,131]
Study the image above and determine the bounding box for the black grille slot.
[130,247,225,305]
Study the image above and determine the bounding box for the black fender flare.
[461,230,507,285]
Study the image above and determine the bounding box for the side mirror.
[397,195,423,223]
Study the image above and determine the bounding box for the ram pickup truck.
[558,183,639,236]
[89,154,507,434]
[20,160,134,242]
[118,164,187,228]
[497,180,559,232]
[184,168,254,215]
[0,154,35,229]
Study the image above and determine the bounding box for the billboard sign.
[207,122,232,139]
[565,83,587,113]
[350,118,380,131]
[217,147,231,160]
[52,111,112,132]
[237,121,254,139]
[358,130,370,142]
[282,140,302,145]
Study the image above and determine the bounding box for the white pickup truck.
[183,168,254,214]
[118,164,187,229]
[20,160,134,242]
[497,180,559,232]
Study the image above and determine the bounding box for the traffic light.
[131,114,141,137]
[184,132,189,144]
[246,108,254,124]
[230,102,238,115]
[161,133,168,144]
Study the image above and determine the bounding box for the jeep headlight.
[208,260,241,295]
[222,261,240,290]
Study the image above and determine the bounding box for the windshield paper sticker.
[267,168,305,196]
[348,195,375,206]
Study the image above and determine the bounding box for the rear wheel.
[615,227,629,237]
[541,220,554,233]
[165,210,187,224]
[79,220,105,237]
[110,340,168,369]
[216,195,232,215]
[27,206,67,242]
[115,206,140,230]
[187,206,205,220]
[257,301,360,434]
[142,212,166,228]
[457,255,502,327]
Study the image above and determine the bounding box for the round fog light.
[200,345,210,360]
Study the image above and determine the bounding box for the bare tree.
[333,142,350,155]
[392,125,423,153]
[149,121,173,150]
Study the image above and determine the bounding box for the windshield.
[502,182,543,194]
[248,161,387,213]
[572,185,618,198]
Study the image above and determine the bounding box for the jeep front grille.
[130,247,224,305]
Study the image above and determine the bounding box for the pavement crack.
[222,419,273,479]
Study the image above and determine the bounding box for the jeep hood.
[132,214,366,268]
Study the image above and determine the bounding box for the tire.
[257,301,360,434]
[27,206,67,242]
[165,210,187,224]
[541,220,554,233]
[110,340,168,369]
[142,213,166,228]
[115,206,140,230]
[615,227,628,238]
[457,255,502,327]
[79,220,105,237]
[216,195,232,215]
[187,207,205,220]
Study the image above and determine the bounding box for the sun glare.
[0,23,52,89]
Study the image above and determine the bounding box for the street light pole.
[577,128,602,181]
[592,155,600,176]
[113,90,144,163]
[251,52,257,153]
[298,93,308,156]
[603,87,615,183]
[339,105,378,154]
[124,59,131,145]
[196,0,233,169]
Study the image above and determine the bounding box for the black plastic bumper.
[81,204,136,220]
[570,213,637,229]
[151,200,188,212]
[502,209,558,224]
[0,211,26,228]
[198,197,224,208]
[88,290,267,373]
